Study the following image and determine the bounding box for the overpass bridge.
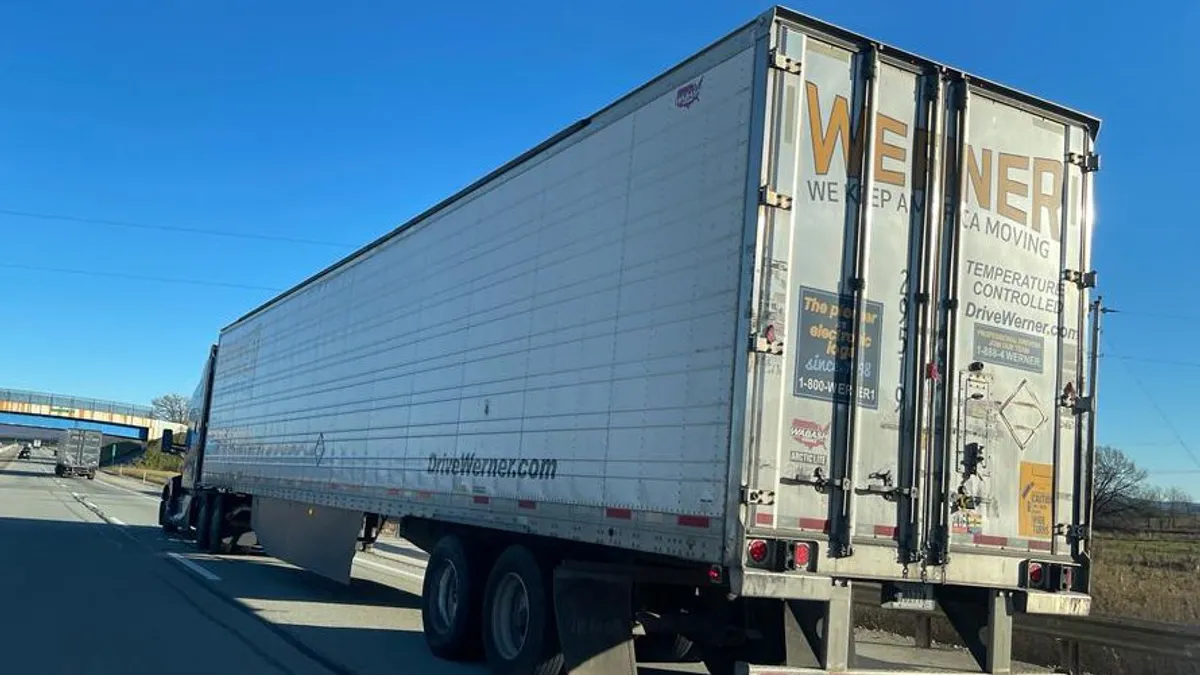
[0,388,186,441]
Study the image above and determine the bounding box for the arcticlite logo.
[790,419,830,449]
[675,77,703,109]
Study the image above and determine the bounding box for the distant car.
[17,446,31,459]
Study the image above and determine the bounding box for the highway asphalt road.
[0,445,1049,675]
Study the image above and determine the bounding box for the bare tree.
[1092,445,1150,526]
[151,393,191,424]
[1164,486,1193,528]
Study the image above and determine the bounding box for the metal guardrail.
[0,387,155,419]
[851,585,1200,671]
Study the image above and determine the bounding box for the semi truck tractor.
[56,429,101,479]
[159,6,1102,674]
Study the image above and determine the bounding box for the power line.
[0,262,283,292]
[1103,337,1200,470]
[0,207,354,249]
[1106,309,1200,322]
[1105,354,1200,369]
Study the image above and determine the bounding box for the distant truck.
[159,6,1102,675]
[56,429,101,479]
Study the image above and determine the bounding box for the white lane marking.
[167,552,221,581]
[108,516,127,526]
[353,556,425,583]
[95,474,160,502]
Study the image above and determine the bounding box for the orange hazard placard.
[1018,461,1053,539]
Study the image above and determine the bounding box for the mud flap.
[553,566,636,675]
[251,496,361,584]
[783,583,854,671]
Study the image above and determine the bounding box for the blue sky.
[0,1,1197,493]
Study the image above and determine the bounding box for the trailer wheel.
[481,545,563,675]
[421,535,484,661]
[195,493,212,550]
[87,471,96,480]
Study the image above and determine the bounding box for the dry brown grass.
[854,532,1200,675]
[1090,532,1200,623]
[101,466,177,486]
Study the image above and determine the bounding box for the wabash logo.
[790,419,830,449]
[675,77,703,109]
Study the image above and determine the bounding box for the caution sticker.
[1018,461,1053,539]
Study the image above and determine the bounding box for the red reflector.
[794,542,812,566]
[1029,562,1044,585]
[764,324,777,343]
[708,565,723,583]
[747,539,769,563]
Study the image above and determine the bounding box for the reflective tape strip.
[518,500,537,509]
[606,507,633,520]
[678,515,710,528]
[755,512,774,526]
[797,517,830,532]
[873,525,897,538]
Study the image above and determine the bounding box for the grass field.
[855,531,1200,675]
[1090,531,1200,623]
[101,466,177,486]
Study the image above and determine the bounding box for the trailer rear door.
[740,16,1097,586]
[927,84,1096,569]
[742,23,940,578]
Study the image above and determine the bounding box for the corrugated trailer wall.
[203,22,767,565]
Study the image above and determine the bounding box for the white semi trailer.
[159,6,1102,674]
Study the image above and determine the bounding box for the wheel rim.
[490,572,530,661]
[430,560,460,634]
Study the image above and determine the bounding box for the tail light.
[1058,565,1075,591]
[1027,562,1044,588]
[707,565,723,584]
[747,539,770,565]
[793,541,813,570]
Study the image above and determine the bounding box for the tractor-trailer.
[159,6,1102,674]
[56,429,100,479]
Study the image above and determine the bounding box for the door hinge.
[1063,269,1097,289]
[751,334,784,355]
[1061,395,1093,415]
[759,186,793,210]
[768,48,802,74]
[1066,151,1101,173]
[741,486,776,506]
[1057,523,1089,543]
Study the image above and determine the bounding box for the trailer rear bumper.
[1017,590,1090,616]
[732,568,843,601]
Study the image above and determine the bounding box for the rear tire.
[195,493,212,550]
[421,535,484,661]
[87,471,96,480]
[159,485,178,533]
[205,492,227,554]
[481,545,563,675]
